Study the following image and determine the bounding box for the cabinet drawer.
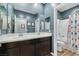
[5,42,19,48]
[18,40,34,46]
[5,40,34,48]
[7,47,19,56]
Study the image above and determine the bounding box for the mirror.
[40,20,45,32]
[15,16,27,33]
[45,17,51,32]
[0,15,3,35]
[0,3,52,36]
[0,4,8,35]
[35,18,40,32]
[35,17,51,32]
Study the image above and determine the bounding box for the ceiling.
[10,3,79,14]
[56,3,79,12]
[11,3,37,14]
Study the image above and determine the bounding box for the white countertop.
[0,32,52,44]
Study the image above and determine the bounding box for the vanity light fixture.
[28,22,31,26]
[32,23,34,26]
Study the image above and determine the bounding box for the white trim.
[53,4,57,56]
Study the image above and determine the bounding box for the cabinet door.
[4,40,35,56]
[20,44,34,56]
[35,39,40,56]
[36,37,51,56]
[39,38,50,56]
[19,40,35,56]
[7,47,19,56]
[5,42,20,56]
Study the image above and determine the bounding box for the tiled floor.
[57,49,79,56]
[47,54,53,56]
[46,52,54,56]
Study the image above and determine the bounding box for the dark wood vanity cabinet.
[35,37,51,56]
[20,43,34,56]
[7,47,19,56]
[5,40,35,56]
[1,37,52,56]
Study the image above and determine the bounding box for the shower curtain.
[57,19,69,50]
[57,19,69,43]
[67,10,79,54]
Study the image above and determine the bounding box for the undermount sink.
[18,33,23,37]
[37,32,40,35]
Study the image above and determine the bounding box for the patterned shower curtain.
[67,10,79,54]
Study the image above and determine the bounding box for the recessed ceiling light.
[27,16,30,19]
[51,3,55,6]
[34,3,38,7]
[19,14,24,18]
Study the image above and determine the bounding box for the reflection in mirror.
[35,18,40,32]
[35,17,51,32]
[32,23,34,26]
[7,4,14,33]
[0,3,52,36]
[0,14,3,35]
[14,9,36,33]
[0,4,7,35]
[27,22,31,26]
[40,20,45,32]
[45,17,51,32]
[15,16,27,33]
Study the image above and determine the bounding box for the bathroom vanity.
[0,3,54,56]
[0,32,52,56]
